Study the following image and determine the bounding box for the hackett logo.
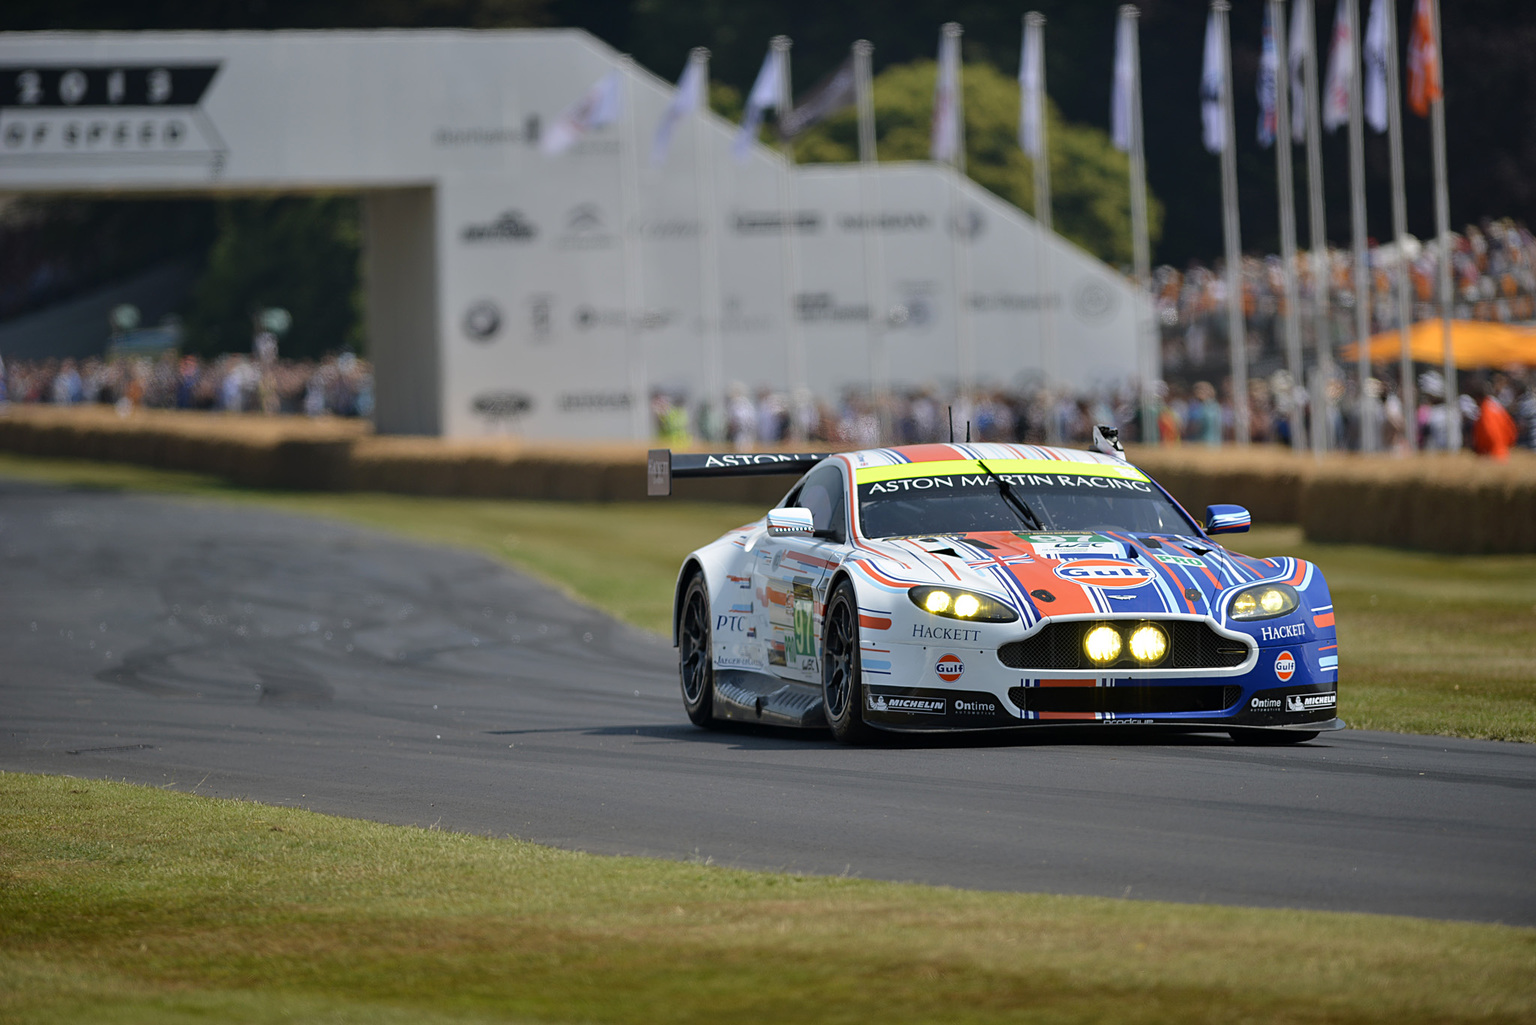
[912,624,980,642]
[1260,622,1305,642]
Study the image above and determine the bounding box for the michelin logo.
[868,693,945,714]
[1286,692,1337,712]
[1260,623,1306,642]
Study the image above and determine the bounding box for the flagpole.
[1119,6,1157,448]
[1300,0,1332,456]
[940,22,975,425]
[616,56,649,442]
[1381,0,1414,450]
[1213,0,1249,445]
[1023,13,1056,442]
[1344,0,1374,452]
[1270,0,1306,452]
[1429,0,1457,451]
[689,48,725,443]
[853,39,889,442]
[772,35,808,440]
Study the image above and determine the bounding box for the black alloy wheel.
[679,574,716,727]
[822,579,875,744]
[1229,728,1319,745]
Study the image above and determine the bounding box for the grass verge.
[1,452,1532,742]
[4,771,1534,1025]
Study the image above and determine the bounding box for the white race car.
[649,431,1342,745]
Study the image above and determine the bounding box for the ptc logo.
[935,653,965,682]
[1274,650,1296,682]
[1053,559,1153,589]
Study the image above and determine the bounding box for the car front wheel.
[822,579,876,745]
[679,574,716,727]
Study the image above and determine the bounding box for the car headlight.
[1228,582,1300,621]
[1084,625,1122,664]
[908,586,1019,623]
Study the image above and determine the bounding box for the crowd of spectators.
[652,366,1536,460]
[0,351,373,418]
[1154,220,1536,372]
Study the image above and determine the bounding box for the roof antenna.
[948,406,954,443]
[966,420,971,443]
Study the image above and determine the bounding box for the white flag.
[1288,0,1311,143]
[931,28,961,163]
[1110,13,1135,153]
[1200,8,1225,155]
[1363,0,1390,132]
[652,53,705,166]
[1322,0,1354,132]
[732,46,783,163]
[1258,3,1279,148]
[1018,18,1045,158]
[541,70,621,156]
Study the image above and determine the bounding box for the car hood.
[853,530,1288,622]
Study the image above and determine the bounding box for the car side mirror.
[766,507,816,537]
[1205,504,1251,535]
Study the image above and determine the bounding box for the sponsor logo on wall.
[836,211,931,232]
[574,305,626,331]
[529,293,553,341]
[462,300,502,341]
[948,206,986,239]
[968,291,1061,313]
[1072,279,1119,322]
[794,292,869,323]
[555,203,614,250]
[432,115,540,148]
[462,210,537,242]
[558,392,631,412]
[733,210,821,234]
[1,63,228,176]
[471,392,533,421]
[635,217,701,239]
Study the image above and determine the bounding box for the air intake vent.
[1008,684,1243,715]
[997,621,1249,671]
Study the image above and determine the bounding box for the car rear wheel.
[1228,728,1319,745]
[822,579,876,745]
[679,574,716,727]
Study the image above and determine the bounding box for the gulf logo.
[1275,650,1296,682]
[1052,559,1154,589]
[936,653,965,682]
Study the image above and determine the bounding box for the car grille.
[996,621,1250,672]
[1008,684,1244,715]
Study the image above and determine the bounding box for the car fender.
[671,523,761,648]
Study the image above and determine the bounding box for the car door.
[754,460,847,683]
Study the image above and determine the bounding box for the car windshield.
[856,468,1196,538]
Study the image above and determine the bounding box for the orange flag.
[1406,0,1442,117]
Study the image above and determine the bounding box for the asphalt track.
[3,477,1533,927]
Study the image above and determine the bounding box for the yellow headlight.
[953,593,981,618]
[1084,625,1122,664]
[1128,624,1168,663]
[924,590,951,614]
[1259,588,1286,614]
[1232,593,1257,617]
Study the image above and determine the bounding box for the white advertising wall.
[0,29,1138,439]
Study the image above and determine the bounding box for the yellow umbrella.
[1344,318,1536,368]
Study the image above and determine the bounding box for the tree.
[182,198,363,359]
[788,59,1162,267]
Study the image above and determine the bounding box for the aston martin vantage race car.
[648,429,1343,745]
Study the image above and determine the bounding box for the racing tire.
[1228,728,1319,746]
[678,574,717,728]
[822,579,876,745]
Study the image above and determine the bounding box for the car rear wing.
[646,449,832,497]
